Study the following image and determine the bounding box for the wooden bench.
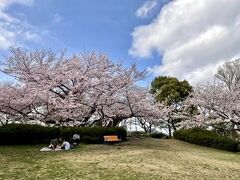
[103,135,122,144]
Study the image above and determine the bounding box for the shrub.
[0,124,127,145]
[237,144,240,152]
[128,131,149,137]
[151,132,169,139]
[81,136,102,144]
[174,128,239,152]
[0,124,59,145]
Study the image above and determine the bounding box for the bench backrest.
[104,135,119,141]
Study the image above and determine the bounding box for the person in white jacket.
[61,140,71,150]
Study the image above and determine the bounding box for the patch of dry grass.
[0,138,239,180]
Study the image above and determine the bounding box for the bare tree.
[215,59,240,91]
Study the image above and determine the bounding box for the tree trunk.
[112,119,121,127]
[149,124,152,134]
[168,120,172,137]
[106,118,122,127]
[171,120,177,131]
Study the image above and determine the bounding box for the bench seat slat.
[104,135,122,143]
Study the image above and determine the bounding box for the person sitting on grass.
[61,140,71,150]
[71,134,81,147]
[48,138,58,150]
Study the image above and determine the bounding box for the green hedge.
[0,124,127,145]
[174,128,239,152]
[0,124,59,145]
[151,132,169,139]
[128,131,149,137]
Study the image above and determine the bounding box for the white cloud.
[0,0,33,8]
[0,0,41,49]
[53,13,63,23]
[130,0,240,85]
[135,0,158,18]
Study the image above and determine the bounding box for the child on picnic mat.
[48,138,58,150]
[61,140,71,150]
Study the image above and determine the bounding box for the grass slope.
[0,138,239,180]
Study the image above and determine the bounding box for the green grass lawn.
[0,137,239,180]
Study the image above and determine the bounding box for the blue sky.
[0,0,170,86]
[1,0,240,85]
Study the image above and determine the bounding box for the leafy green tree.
[151,76,192,105]
[151,76,192,136]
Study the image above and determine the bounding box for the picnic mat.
[40,147,64,152]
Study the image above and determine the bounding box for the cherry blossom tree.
[181,59,240,137]
[0,47,162,127]
[182,84,240,135]
[0,83,39,124]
